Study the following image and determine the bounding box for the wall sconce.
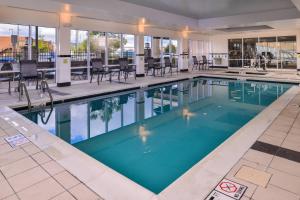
[182,30,188,38]
[138,18,146,33]
[60,12,72,27]
[182,26,189,38]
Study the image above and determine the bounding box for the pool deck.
[0,69,300,200]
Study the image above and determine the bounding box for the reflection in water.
[22,79,291,145]
[139,125,150,143]
[182,108,195,121]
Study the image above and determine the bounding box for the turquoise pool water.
[21,78,292,193]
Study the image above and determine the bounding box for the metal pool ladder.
[19,80,53,111]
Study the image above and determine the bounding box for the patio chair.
[146,57,161,76]
[164,57,178,75]
[145,57,154,76]
[119,58,136,81]
[71,61,88,80]
[0,63,13,94]
[192,56,204,70]
[19,60,41,89]
[90,58,109,85]
[202,56,213,70]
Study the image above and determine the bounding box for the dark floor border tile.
[251,141,300,163]
[251,141,280,155]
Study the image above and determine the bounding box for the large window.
[89,31,106,61]
[0,23,29,62]
[35,27,56,62]
[107,33,122,65]
[144,36,152,60]
[122,34,135,64]
[70,30,88,62]
[161,38,170,56]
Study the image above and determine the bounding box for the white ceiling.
[120,0,296,19]
[1,0,300,34]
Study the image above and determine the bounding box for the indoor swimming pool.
[20,78,293,193]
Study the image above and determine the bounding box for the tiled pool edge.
[0,86,298,200]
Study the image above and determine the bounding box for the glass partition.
[257,37,278,69]
[243,38,258,67]
[228,36,296,70]
[228,39,242,67]
[278,36,296,69]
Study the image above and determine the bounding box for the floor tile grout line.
[268,166,300,179]
[0,157,39,179]
[1,129,87,200]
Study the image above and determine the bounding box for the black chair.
[90,58,109,85]
[0,63,13,94]
[192,56,204,70]
[19,60,41,89]
[119,58,136,81]
[202,56,213,70]
[164,57,178,75]
[146,57,161,76]
[145,57,154,76]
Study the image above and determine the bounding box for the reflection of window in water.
[38,108,56,135]
[71,104,88,144]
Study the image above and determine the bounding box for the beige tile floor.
[0,70,299,200]
[0,124,103,200]
[224,92,300,200]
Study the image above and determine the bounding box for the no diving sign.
[206,179,247,200]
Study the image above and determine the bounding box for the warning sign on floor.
[5,134,29,147]
[205,190,237,200]
[206,178,247,200]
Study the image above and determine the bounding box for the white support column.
[56,17,71,87]
[178,38,189,72]
[297,31,300,74]
[135,34,145,77]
